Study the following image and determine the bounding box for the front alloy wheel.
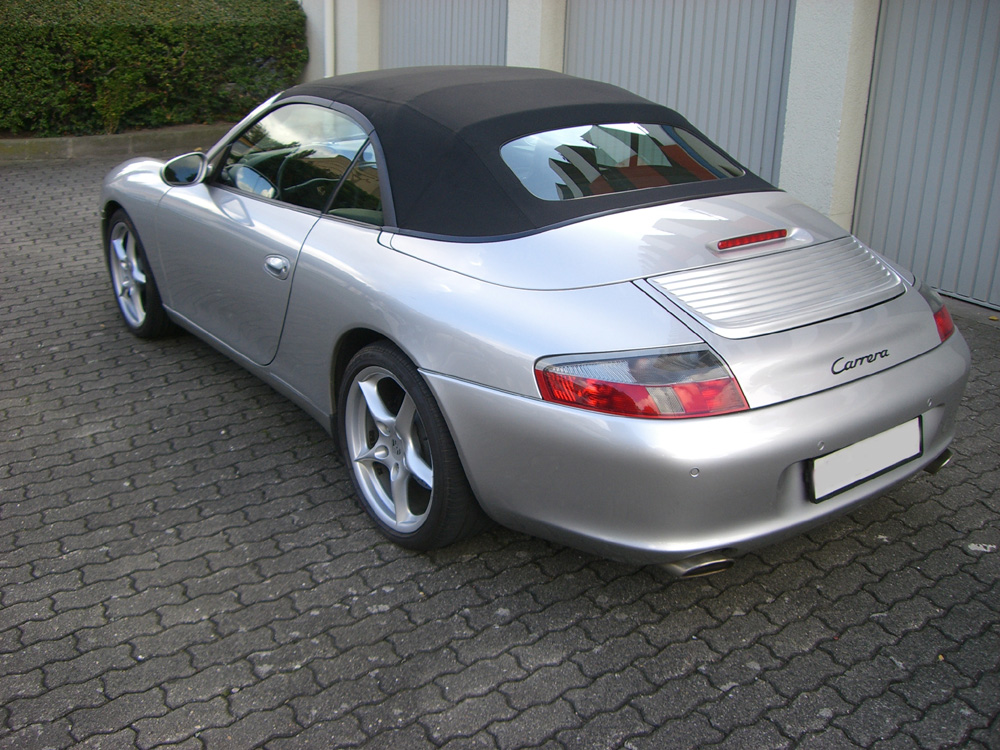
[339,343,487,549]
[105,209,172,338]
[109,219,148,328]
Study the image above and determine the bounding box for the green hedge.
[0,0,308,136]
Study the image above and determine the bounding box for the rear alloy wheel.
[339,342,487,549]
[106,209,173,338]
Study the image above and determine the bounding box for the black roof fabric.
[278,67,773,239]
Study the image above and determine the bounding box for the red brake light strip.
[717,229,788,251]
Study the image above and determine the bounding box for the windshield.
[500,123,744,201]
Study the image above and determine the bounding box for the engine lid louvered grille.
[650,237,904,339]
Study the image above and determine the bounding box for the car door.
[155,102,370,365]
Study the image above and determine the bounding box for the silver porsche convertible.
[101,66,970,576]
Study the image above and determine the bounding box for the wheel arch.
[101,200,125,245]
[330,328,390,421]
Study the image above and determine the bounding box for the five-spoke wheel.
[105,209,172,338]
[339,342,487,548]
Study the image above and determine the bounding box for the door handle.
[264,255,291,280]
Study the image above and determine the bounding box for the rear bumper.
[424,331,970,564]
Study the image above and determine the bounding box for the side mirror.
[162,152,208,186]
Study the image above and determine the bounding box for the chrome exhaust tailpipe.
[924,449,953,475]
[662,551,735,578]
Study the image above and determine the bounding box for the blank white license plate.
[811,418,922,501]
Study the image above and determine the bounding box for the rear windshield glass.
[500,123,744,201]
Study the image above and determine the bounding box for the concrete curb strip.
[0,123,234,162]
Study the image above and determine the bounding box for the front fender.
[100,158,171,298]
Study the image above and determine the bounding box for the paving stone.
[75,612,164,652]
[765,648,845,699]
[556,705,651,749]
[833,692,920,747]
[460,591,544,631]
[419,692,518,743]
[766,685,852,739]
[306,641,401,688]
[0,668,46,705]
[373,647,464,694]
[291,674,386,727]
[0,599,55,632]
[625,712,724,749]
[325,609,414,651]
[188,626,278,670]
[7,679,103,733]
[157,591,242,628]
[698,642,781,693]
[903,696,987,749]
[2,569,81,606]
[700,678,786,734]
[164,661,256,708]
[362,722,434,749]
[75,727,141,750]
[436,653,527,702]
[578,600,659,642]
[505,626,586,671]
[827,655,909,705]
[103,584,186,619]
[702,719,793,750]
[500,661,590,710]
[237,570,314,605]
[19,604,107,645]
[564,666,655,719]
[52,577,136,611]
[220,597,298,637]
[695,610,782,653]
[133,696,232,749]
[388,614,475,658]
[355,683,449,736]
[199,705,299,749]
[0,719,76,750]
[43,645,135,689]
[131,620,218,660]
[103,652,196,699]
[794,726,872,749]
[266,715,367,749]
[132,558,211,592]
[488,698,583,750]
[634,638,720,683]
[632,673,719,724]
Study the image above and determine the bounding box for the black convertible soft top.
[278,66,773,239]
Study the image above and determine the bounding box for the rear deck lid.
[649,236,905,339]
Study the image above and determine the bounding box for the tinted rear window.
[500,123,744,201]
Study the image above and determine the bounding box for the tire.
[338,342,489,549]
[105,209,174,338]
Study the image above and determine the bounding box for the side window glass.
[217,104,367,211]
[327,141,383,226]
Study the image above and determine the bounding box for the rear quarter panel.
[268,217,704,420]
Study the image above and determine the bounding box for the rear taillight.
[917,281,955,342]
[934,306,955,342]
[535,347,748,419]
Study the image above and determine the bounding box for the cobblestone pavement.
[1,153,998,750]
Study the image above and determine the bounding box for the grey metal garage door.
[380,0,507,68]
[854,0,1000,310]
[563,0,794,184]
